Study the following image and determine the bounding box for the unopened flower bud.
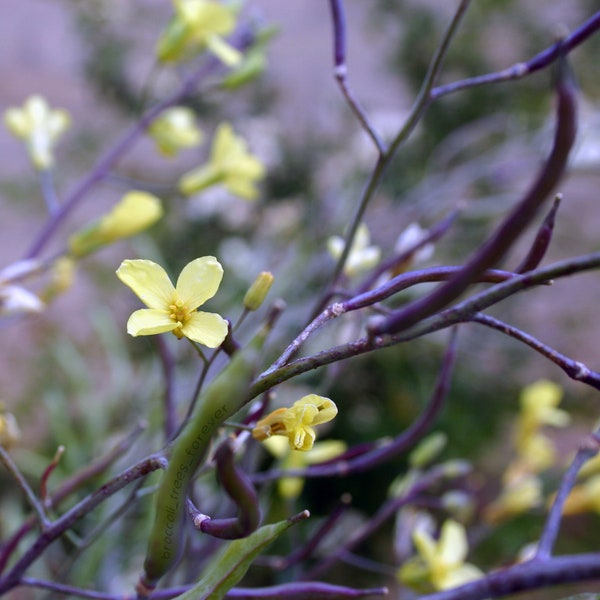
[243,271,274,311]
[0,411,20,448]
[409,432,447,469]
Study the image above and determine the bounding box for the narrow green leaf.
[174,511,309,600]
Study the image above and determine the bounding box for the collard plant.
[1,1,600,599]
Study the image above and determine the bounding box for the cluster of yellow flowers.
[485,380,569,523]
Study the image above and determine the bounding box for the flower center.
[168,297,191,339]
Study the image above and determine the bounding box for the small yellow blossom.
[327,223,380,278]
[179,122,265,200]
[252,395,338,451]
[399,519,482,592]
[263,436,346,499]
[157,0,242,66]
[148,107,203,157]
[4,95,70,170]
[69,191,163,258]
[515,380,569,471]
[116,256,228,348]
[243,271,274,311]
[484,473,543,524]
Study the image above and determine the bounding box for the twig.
[471,313,600,391]
[535,430,600,560]
[0,445,50,529]
[328,0,386,154]
[431,10,600,99]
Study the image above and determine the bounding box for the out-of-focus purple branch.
[328,0,386,153]
[515,193,562,273]
[0,455,165,595]
[256,329,456,482]
[254,251,600,398]
[315,1,471,317]
[305,460,470,580]
[431,10,600,100]
[416,552,600,600]
[471,313,600,391]
[371,52,578,336]
[536,429,600,560]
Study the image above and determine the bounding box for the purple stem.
[535,430,600,560]
[471,313,600,391]
[416,552,600,600]
[431,10,600,99]
[371,53,578,336]
[0,455,165,594]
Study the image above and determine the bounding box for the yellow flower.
[148,107,203,157]
[69,191,163,258]
[157,0,242,66]
[252,395,338,451]
[484,473,543,524]
[263,436,346,499]
[4,95,70,170]
[327,223,380,278]
[116,256,228,347]
[400,519,482,592]
[179,122,265,200]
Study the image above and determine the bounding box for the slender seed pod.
[136,324,271,596]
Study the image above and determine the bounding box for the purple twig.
[0,455,165,594]
[535,430,600,560]
[328,0,386,153]
[431,10,600,100]
[471,313,600,391]
[371,52,578,336]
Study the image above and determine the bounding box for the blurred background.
[1,1,600,597]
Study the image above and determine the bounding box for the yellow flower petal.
[116,259,175,310]
[439,520,468,565]
[181,311,228,347]
[127,308,179,336]
[175,256,224,310]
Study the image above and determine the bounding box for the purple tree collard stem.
[370,54,577,336]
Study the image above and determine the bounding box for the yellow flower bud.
[69,191,163,257]
[243,271,274,311]
[0,411,20,448]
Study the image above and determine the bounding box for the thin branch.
[252,251,600,399]
[372,50,578,336]
[328,0,386,153]
[431,10,600,99]
[471,313,600,391]
[0,455,165,594]
[535,430,600,560]
[0,445,50,529]
[416,552,600,600]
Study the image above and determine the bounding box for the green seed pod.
[138,325,270,594]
